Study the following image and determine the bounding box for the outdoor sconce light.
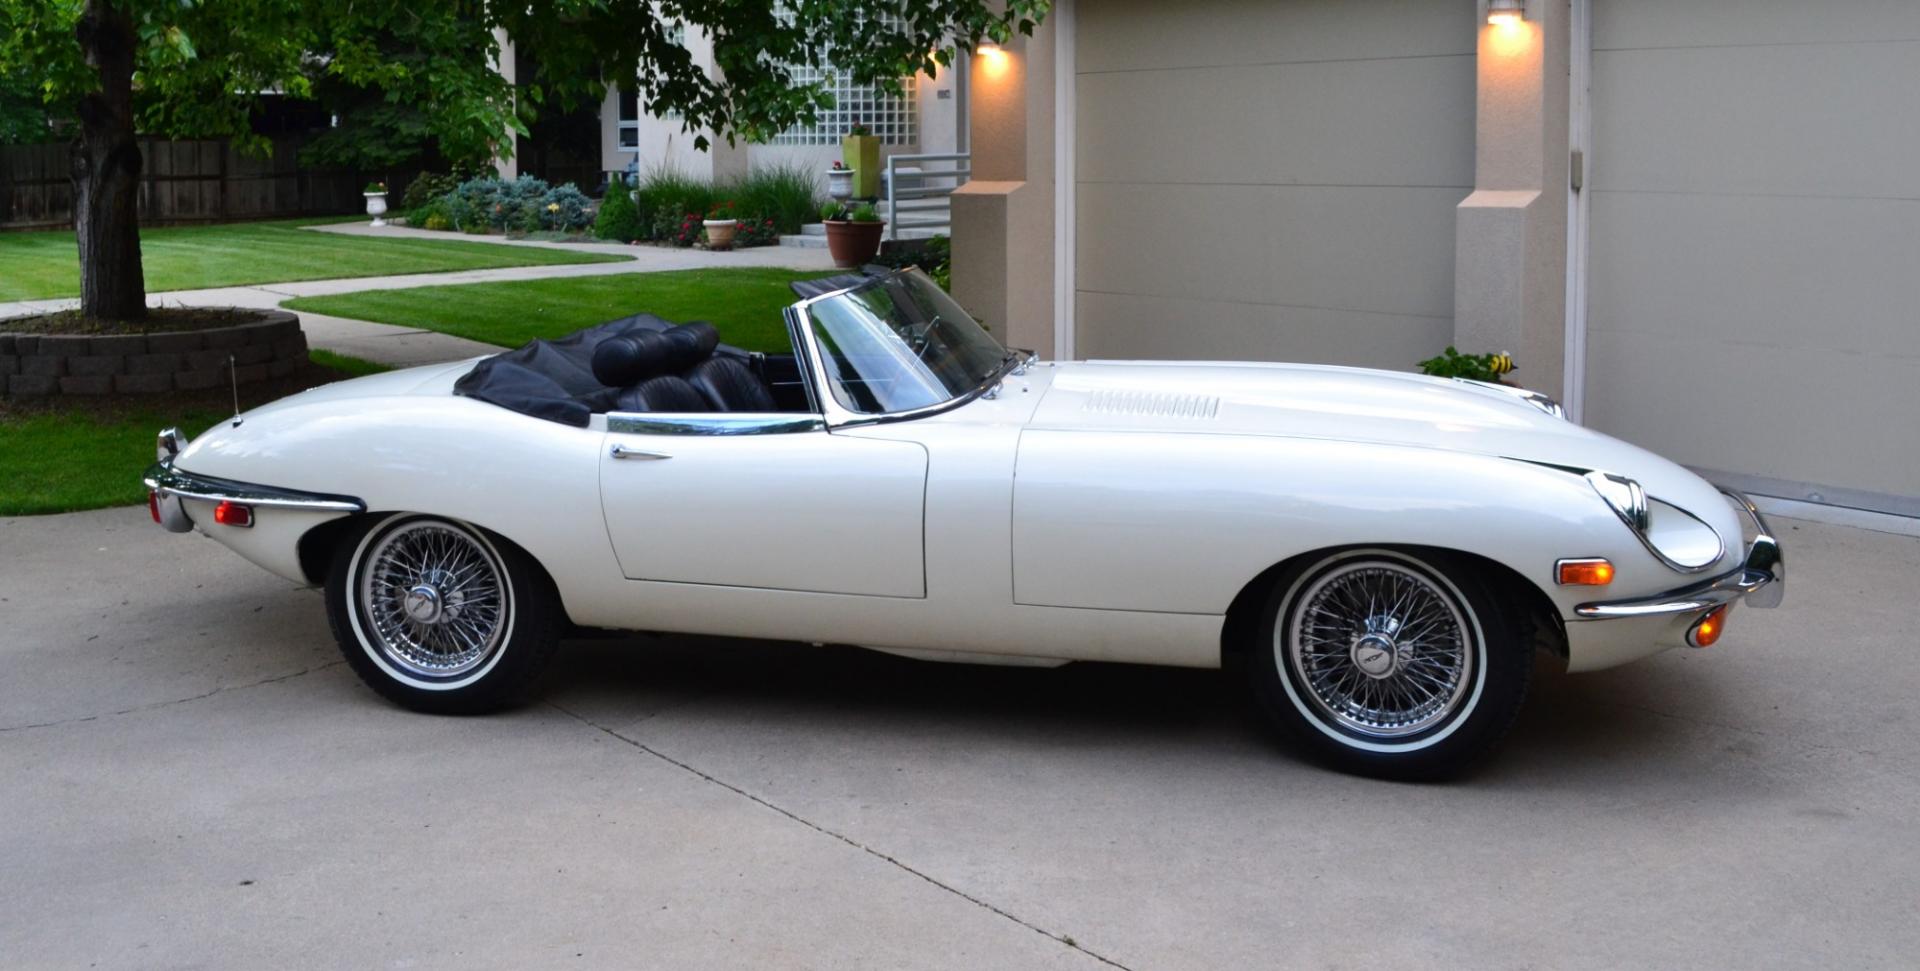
[975,40,1003,55]
[1487,0,1526,25]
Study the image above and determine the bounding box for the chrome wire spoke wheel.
[1283,558,1476,740]
[356,519,512,682]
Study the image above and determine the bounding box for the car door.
[599,413,929,598]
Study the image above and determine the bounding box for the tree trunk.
[71,0,145,321]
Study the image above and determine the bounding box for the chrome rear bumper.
[143,458,365,533]
[1574,489,1784,619]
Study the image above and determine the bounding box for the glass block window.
[770,68,918,146]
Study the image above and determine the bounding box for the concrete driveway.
[3,507,1916,969]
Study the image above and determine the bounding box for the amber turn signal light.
[1555,557,1614,586]
[1688,605,1729,648]
[213,501,254,528]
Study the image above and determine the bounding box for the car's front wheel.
[326,514,563,714]
[1248,548,1530,780]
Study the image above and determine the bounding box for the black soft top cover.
[452,313,753,426]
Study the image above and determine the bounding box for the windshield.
[804,269,1012,415]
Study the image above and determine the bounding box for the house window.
[616,89,640,148]
[771,68,918,146]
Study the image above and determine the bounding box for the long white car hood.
[1026,361,1729,518]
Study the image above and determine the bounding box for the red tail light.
[213,501,254,528]
[148,491,162,524]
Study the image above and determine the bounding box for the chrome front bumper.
[1574,489,1784,619]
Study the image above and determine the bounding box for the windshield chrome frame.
[782,267,1032,429]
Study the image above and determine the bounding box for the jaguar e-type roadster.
[145,267,1782,778]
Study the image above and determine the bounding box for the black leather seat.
[615,375,713,413]
[685,357,777,412]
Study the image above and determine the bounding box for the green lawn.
[0,350,389,516]
[0,218,626,302]
[283,267,838,354]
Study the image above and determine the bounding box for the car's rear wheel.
[1248,548,1529,780]
[326,514,562,714]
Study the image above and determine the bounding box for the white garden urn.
[826,166,855,203]
[364,192,389,227]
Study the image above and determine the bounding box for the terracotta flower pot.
[703,218,739,250]
[823,219,884,268]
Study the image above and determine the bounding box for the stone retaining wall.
[0,311,307,398]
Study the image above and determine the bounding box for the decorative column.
[950,25,1057,352]
[1454,0,1571,396]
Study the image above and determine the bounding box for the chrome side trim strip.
[143,461,366,514]
[607,413,825,436]
[1575,487,1784,618]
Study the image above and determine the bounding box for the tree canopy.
[0,0,1047,320]
[0,0,1050,157]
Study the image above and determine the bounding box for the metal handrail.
[882,152,971,240]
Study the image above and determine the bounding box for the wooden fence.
[1,135,367,231]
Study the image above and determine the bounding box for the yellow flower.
[547,203,560,212]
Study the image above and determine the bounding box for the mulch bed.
[0,306,275,337]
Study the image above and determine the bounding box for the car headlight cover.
[1586,471,1649,532]
[1585,471,1724,572]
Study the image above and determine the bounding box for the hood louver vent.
[1082,389,1221,420]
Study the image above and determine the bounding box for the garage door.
[1074,0,1476,369]
[1586,0,1920,514]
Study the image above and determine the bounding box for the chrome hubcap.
[358,521,509,680]
[403,584,443,624]
[1285,559,1475,739]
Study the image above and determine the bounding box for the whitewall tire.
[326,514,563,714]
[1249,548,1530,780]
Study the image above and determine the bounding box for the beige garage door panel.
[1588,0,1920,505]
[1594,42,1920,198]
[1079,0,1474,73]
[1077,290,1452,369]
[1591,193,1920,356]
[1074,0,1474,366]
[1078,182,1463,321]
[1078,56,1475,189]
[1586,333,1920,498]
[1595,0,1920,51]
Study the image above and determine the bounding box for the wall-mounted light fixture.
[1487,0,1526,25]
[975,40,1003,55]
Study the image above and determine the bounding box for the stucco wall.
[1584,0,1920,505]
[1071,0,1477,368]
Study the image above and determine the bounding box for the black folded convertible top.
[452,313,751,426]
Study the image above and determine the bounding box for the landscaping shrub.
[593,174,640,241]
[729,163,822,234]
[872,234,951,289]
[441,174,552,232]
[401,172,461,224]
[736,216,781,247]
[665,211,704,247]
[537,184,594,232]
[633,167,718,241]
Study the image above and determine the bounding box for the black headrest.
[657,321,719,371]
[591,330,672,387]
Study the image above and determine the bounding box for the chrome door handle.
[609,443,672,461]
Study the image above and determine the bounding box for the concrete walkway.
[0,222,837,367]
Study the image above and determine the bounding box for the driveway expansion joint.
[548,700,1135,971]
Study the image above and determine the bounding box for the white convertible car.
[145,267,1782,778]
